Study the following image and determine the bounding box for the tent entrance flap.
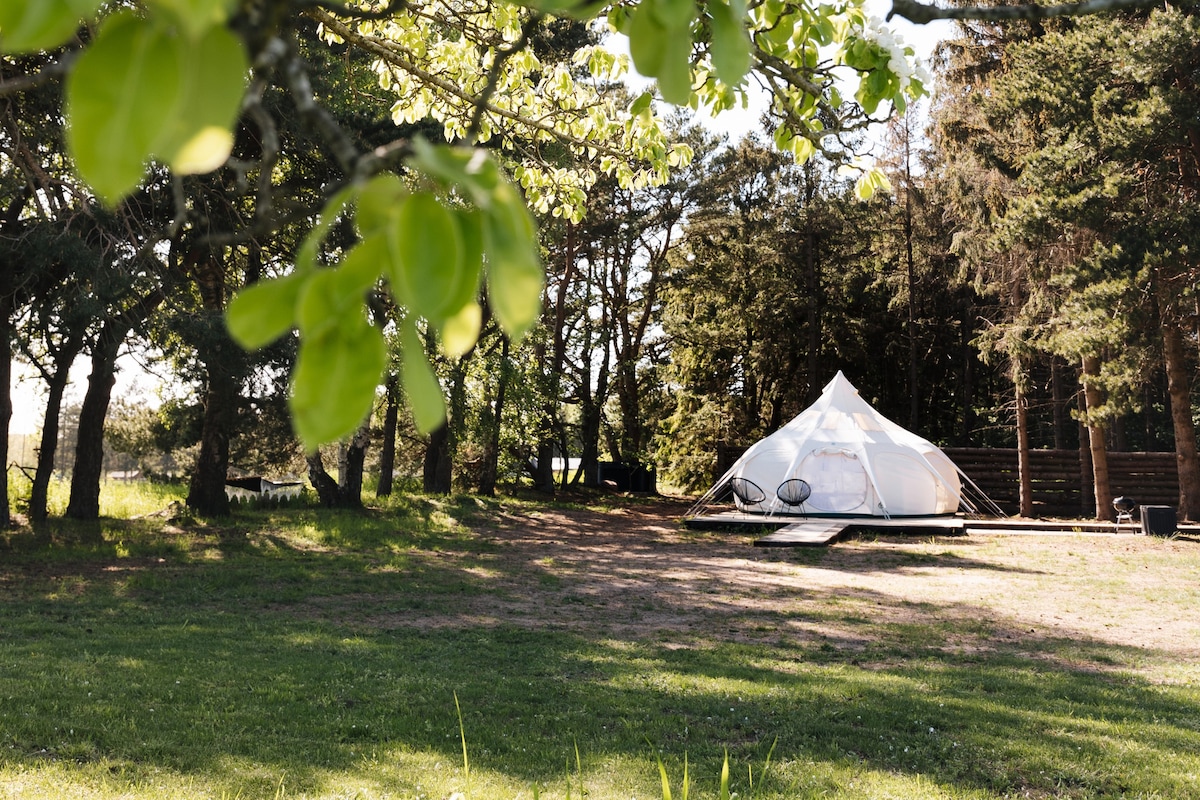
[801,449,868,513]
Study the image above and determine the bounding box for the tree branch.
[309,7,636,162]
[889,0,1166,25]
[0,53,76,99]
[280,36,362,176]
[464,11,542,147]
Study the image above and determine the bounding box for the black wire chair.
[729,477,766,509]
[775,478,811,517]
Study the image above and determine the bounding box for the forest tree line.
[3,3,1198,524]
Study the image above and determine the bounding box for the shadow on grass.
[0,501,1197,799]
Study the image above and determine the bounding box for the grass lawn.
[2,486,1199,799]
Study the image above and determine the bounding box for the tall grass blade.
[647,740,672,800]
[454,691,470,799]
[681,752,689,800]
[574,737,584,798]
[754,736,778,797]
[719,750,730,800]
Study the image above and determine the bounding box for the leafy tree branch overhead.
[1,0,925,450]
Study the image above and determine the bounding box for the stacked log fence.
[714,443,1179,518]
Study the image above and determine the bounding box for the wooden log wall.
[714,443,1179,518]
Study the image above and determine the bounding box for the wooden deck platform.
[754,521,849,547]
[683,506,1198,546]
[683,509,968,547]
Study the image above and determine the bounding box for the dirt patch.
[324,499,1200,672]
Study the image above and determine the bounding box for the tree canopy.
[1,0,925,452]
[5,0,1200,525]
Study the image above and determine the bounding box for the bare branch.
[280,36,362,175]
[0,53,76,99]
[889,0,1165,25]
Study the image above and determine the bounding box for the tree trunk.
[306,451,340,507]
[30,367,72,524]
[65,335,120,520]
[902,124,919,431]
[66,288,165,520]
[1163,324,1200,520]
[21,324,87,523]
[959,289,975,445]
[1081,355,1113,522]
[578,299,611,489]
[376,374,399,498]
[336,422,370,507]
[0,301,11,528]
[477,338,510,497]
[423,424,452,494]
[1013,368,1033,518]
[188,359,236,516]
[1078,390,1093,518]
[187,250,238,517]
[804,172,822,406]
[532,439,555,494]
[1050,359,1067,450]
[579,394,602,488]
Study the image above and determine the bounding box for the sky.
[7,2,956,437]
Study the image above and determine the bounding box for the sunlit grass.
[5,468,186,519]
[2,487,1200,799]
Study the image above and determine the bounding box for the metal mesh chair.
[729,477,766,509]
[776,478,811,517]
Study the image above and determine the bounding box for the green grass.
[2,493,1199,799]
[6,470,188,519]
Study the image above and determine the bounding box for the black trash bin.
[1140,505,1176,536]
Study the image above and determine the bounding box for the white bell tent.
[695,372,984,518]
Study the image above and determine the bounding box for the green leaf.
[157,22,247,174]
[295,252,381,342]
[709,0,751,86]
[629,91,654,116]
[441,301,482,358]
[291,310,387,448]
[650,0,696,31]
[517,0,608,20]
[0,0,102,53]
[65,11,247,201]
[386,192,466,323]
[295,269,345,341]
[338,233,387,293]
[225,271,305,350]
[296,184,360,273]
[401,320,447,434]
[854,168,892,201]
[408,138,500,208]
[627,4,667,79]
[66,12,182,202]
[450,206,485,310]
[142,0,234,39]
[655,31,695,105]
[484,183,544,340]
[357,173,407,239]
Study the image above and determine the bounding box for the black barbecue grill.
[1113,496,1135,528]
